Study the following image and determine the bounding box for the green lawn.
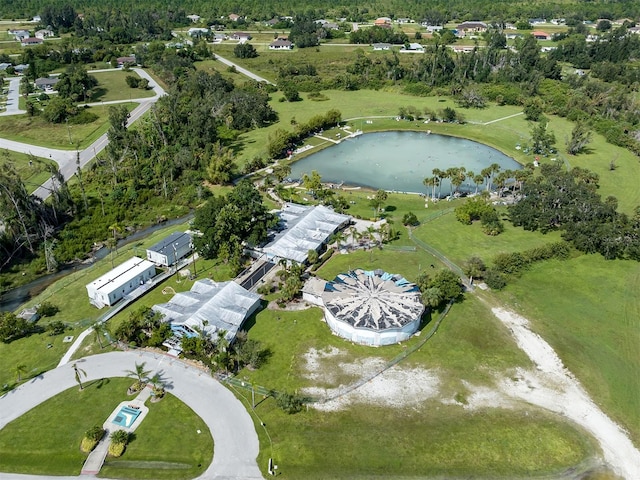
[411,208,565,267]
[0,103,137,149]
[0,149,57,192]
[496,255,640,446]
[0,378,213,478]
[89,70,155,103]
[237,293,598,478]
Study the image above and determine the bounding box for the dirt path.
[493,307,640,479]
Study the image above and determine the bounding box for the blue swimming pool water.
[112,405,141,428]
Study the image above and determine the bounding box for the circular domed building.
[321,269,424,346]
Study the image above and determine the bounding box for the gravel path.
[493,307,640,479]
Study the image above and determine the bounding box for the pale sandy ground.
[492,307,640,480]
[302,308,640,479]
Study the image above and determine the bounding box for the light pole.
[66,118,72,144]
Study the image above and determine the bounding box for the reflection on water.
[290,131,521,194]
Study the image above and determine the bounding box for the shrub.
[47,320,66,336]
[402,212,419,226]
[493,252,526,274]
[81,425,104,452]
[484,268,507,290]
[108,442,126,457]
[463,256,486,279]
[37,301,59,317]
[275,391,309,414]
[480,210,504,236]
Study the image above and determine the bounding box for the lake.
[289,131,521,195]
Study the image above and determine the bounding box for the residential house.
[9,29,30,40]
[186,14,201,23]
[116,56,136,67]
[550,18,566,25]
[265,18,280,27]
[400,42,425,52]
[532,30,550,40]
[373,43,392,51]
[188,27,209,37]
[0,62,11,71]
[396,18,412,24]
[269,38,293,50]
[32,15,41,23]
[212,33,227,42]
[628,27,640,35]
[146,232,192,267]
[374,17,392,28]
[35,29,53,39]
[230,31,252,41]
[86,256,156,308]
[456,21,488,36]
[21,37,43,47]
[14,64,29,74]
[34,77,59,91]
[228,13,241,22]
[424,24,443,33]
[449,45,476,53]
[528,18,546,25]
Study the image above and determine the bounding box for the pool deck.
[80,386,151,476]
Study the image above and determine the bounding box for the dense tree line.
[3,0,640,26]
[509,164,640,260]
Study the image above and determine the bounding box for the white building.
[261,203,351,264]
[86,256,156,308]
[310,269,425,346]
[146,232,192,267]
[153,279,261,345]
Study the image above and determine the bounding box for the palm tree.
[149,372,165,398]
[445,167,458,196]
[348,226,360,248]
[110,429,129,445]
[92,321,109,349]
[473,173,485,193]
[15,364,27,382]
[72,363,87,390]
[331,230,347,250]
[423,176,436,199]
[451,167,466,194]
[366,225,377,247]
[125,362,151,390]
[432,168,443,198]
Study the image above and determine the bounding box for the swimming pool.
[112,405,141,428]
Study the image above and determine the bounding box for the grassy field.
[236,293,600,478]
[0,378,213,478]
[89,70,155,103]
[0,103,137,149]
[496,255,640,446]
[0,149,56,192]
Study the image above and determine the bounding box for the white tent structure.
[153,279,261,344]
[262,203,350,264]
[321,269,424,346]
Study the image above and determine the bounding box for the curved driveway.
[0,351,263,480]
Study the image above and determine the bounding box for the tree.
[125,75,140,88]
[14,364,27,382]
[302,170,323,196]
[369,189,388,220]
[92,321,109,349]
[42,96,77,123]
[566,122,592,155]
[55,65,98,101]
[530,118,556,155]
[234,42,258,59]
[463,256,486,280]
[206,142,236,184]
[0,313,32,343]
[72,363,87,390]
[307,249,319,265]
[149,372,165,398]
[125,361,151,391]
[402,212,419,226]
[109,430,129,457]
[282,85,301,102]
[275,390,309,414]
[272,164,291,182]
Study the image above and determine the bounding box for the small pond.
[289,131,521,194]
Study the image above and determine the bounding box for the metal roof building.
[153,279,261,343]
[86,256,156,308]
[146,231,192,266]
[321,269,424,346]
[262,203,350,264]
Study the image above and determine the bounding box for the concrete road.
[0,77,25,116]
[0,351,263,480]
[0,68,165,200]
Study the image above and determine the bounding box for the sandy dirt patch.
[493,307,640,480]
[302,351,440,411]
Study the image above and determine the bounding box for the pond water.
[289,131,521,195]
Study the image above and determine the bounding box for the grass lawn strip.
[0,378,212,478]
[89,70,156,103]
[0,103,137,149]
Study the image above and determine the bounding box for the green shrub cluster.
[267,109,342,158]
[455,198,504,235]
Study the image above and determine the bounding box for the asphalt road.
[211,53,275,85]
[0,68,165,200]
[0,351,263,480]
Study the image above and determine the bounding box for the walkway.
[210,53,275,85]
[0,351,263,480]
[0,77,25,116]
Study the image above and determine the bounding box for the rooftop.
[322,269,424,331]
[86,257,155,292]
[147,231,191,256]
